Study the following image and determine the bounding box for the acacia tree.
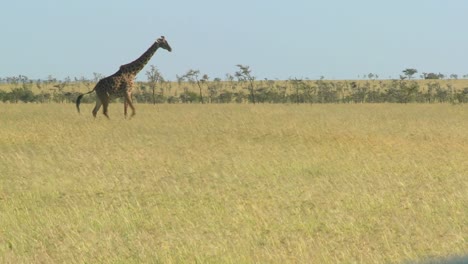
[290,78,306,104]
[235,64,256,104]
[176,74,184,90]
[183,69,205,104]
[402,68,418,80]
[146,65,164,104]
[200,74,212,102]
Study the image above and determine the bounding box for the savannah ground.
[0,103,466,263]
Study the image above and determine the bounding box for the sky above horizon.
[1,0,468,81]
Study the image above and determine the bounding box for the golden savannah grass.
[0,103,467,263]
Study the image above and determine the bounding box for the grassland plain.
[0,103,467,263]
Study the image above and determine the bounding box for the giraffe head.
[157,36,172,52]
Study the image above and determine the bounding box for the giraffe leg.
[124,99,128,118]
[92,98,102,118]
[124,92,136,117]
[95,91,110,119]
[102,100,110,119]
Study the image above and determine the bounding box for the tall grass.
[0,103,467,263]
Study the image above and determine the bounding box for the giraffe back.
[95,72,135,98]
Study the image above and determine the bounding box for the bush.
[10,87,35,103]
[0,90,7,102]
[180,91,200,103]
[218,91,233,103]
[167,96,180,104]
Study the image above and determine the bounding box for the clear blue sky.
[1,0,467,81]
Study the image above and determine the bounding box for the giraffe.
[76,36,172,118]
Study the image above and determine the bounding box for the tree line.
[1,67,468,104]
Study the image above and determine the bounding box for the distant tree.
[225,73,234,83]
[47,75,56,84]
[80,76,92,92]
[290,78,306,104]
[225,73,236,90]
[450,74,458,80]
[5,76,16,85]
[64,76,72,85]
[92,72,103,83]
[366,73,379,80]
[35,79,45,103]
[235,64,256,104]
[402,81,420,103]
[18,75,29,87]
[54,79,68,92]
[146,65,164,104]
[423,72,440,80]
[176,74,184,91]
[183,69,205,104]
[402,68,418,80]
[53,78,70,103]
[201,74,213,102]
[20,75,34,92]
[424,73,445,79]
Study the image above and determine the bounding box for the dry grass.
[0,103,467,263]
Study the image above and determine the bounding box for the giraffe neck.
[119,41,160,76]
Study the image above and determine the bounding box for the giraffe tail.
[76,89,95,113]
